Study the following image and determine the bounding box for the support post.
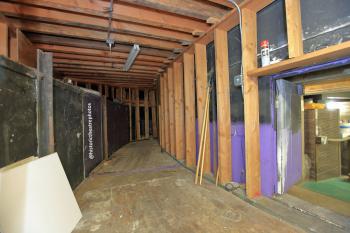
[164,73,170,153]
[102,95,109,160]
[214,28,232,183]
[173,62,185,161]
[150,90,158,138]
[242,8,261,198]
[159,81,164,148]
[167,67,176,156]
[144,89,150,139]
[129,88,132,142]
[135,88,141,140]
[37,50,54,156]
[194,43,211,172]
[183,52,196,167]
[0,22,8,57]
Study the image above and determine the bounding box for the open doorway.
[287,77,350,216]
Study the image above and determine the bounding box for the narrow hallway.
[73,140,301,233]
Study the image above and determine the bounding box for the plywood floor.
[73,140,302,233]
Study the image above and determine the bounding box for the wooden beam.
[242,8,261,198]
[304,78,350,95]
[150,90,158,138]
[214,28,232,184]
[173,62,185,161]
[0,22,8,57]
[285,0,303,58]
[36,44,165,63]
[10,19,183,51]
[164,73,170,153]
[159,78,165,148]
[183,52,196,167]
[135,88,141,140]
[167,67,176,156]
[194,43,211,172]
[9,0,209,34]
[144,89,150,139]
[9,29,18,62]
[0,2,195,42]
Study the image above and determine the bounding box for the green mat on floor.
[302,177,350,203]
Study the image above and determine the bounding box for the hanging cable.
[105,0,115,52]
[227,0,244,97]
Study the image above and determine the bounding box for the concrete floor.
[73,140,302,233]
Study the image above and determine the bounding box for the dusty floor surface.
[73,140,302,233]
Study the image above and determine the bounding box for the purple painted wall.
[231,123,246,183]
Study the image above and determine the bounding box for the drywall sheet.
[0,153,82,233]
[83,92,103,176]
[53,81,84,188]
[228,25,246,183]
[0,56,38,168]
[257,0,289,66]
[301,0,350,53]
[107,100,130,156]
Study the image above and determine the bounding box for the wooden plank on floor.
[168,67,176,156]
[173,62,185,160]
[214,28,232,184]
[194,43,211,172]
[144,89,150,139]
[183,52,196,167]
[242,8,261,198]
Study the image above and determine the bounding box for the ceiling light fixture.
[123,44,140,71]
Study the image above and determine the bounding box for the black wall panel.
[83,92,103,176]
[301,0,350,53]
[107,100,129,156]
[228,26,244,123]
[257,0,288,66]
[53,80,84,189]
[0,57,38,168]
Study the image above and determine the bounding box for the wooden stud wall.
[150,90,158,138]
[214,29,232,183]
[194,43,211,173]
[183,52,196,167]
[164,73,170,153]
[167,67,176,156]
[0,22,8,57]
[173,62,185,161]
[135,88,141,141]
[144,89,150,139]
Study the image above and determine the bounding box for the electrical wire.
[227,0,244,97]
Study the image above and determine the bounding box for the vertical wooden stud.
[0,22,8,57]
[98,84,103,94]
[173,62,186,161]
[242,8,261,198]
[159,81,164,148]
[144,89,150,139]
[183,52,196,167]
[167,67,176,156]
[150,90,158,138]
[214,28,232,183]
[194,43,211,172]
[104,85,109,98]
[164,73,170,153]
[135,88,141,140]
[285,0,304,58]
[129,88,132,142]
[102,95,109,160]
